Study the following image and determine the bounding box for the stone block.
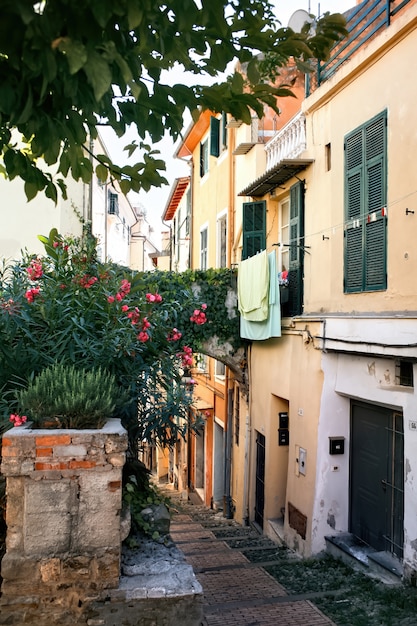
[53,444,88,458]
[40,558,61,582]
[1,554,41,583]
[107,453,126,467]
[25,512,72,556]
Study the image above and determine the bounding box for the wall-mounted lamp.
[406,208,415,215]
[322,235,330,241]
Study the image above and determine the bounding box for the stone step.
[325,532,403,585]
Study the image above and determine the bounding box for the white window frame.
[216,209,227,268]
[215,359,226,380]
[200,223,208,270]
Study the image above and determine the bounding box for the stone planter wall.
[0,418,128,621]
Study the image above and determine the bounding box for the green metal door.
[350,401,404,558]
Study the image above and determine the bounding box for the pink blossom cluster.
[190,303,207,325]
[24,287,40,303]
[167,328,182,342]
[26,258,43,280]
[52,241,69,251]
[137,317,151,342]
[125,306,141,325]
[146,292,162,303]
[10,413,27,427]
[79,274,98,289]
[177,345,193,368]
[107,279,131,303]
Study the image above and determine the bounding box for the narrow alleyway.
[163,486,336,626]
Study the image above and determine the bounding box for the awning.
[238,158,314,197]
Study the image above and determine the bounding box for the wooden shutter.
[364,115,387,290]
[344,111,387,293]
[287,181,305,316]
[242,201,266,260]
[210,116,220,157]
[222,112,228,150]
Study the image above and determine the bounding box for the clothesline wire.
[269,187,417,248]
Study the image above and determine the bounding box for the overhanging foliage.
[0,1,346,201]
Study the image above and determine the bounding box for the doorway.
[350,401,404,559]
[255,431,266,528]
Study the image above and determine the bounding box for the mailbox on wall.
[329,437,345,455]
[278,412,289,446]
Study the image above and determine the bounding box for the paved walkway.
[166,488,336,626]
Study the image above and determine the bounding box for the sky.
[100,0,355,246]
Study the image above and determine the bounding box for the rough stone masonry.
[0,419,203,626]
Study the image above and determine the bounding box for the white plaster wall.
[313,350,417,575]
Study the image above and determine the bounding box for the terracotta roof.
[162,176,190,221]
[175,109,213,159]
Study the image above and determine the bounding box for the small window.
[196,353,209,373]
[108,192,119,215]
[200,227,208,270]
[395,360,414,387]
[215,360,226,378]
[200,139,209,177]
[217,213,227,268]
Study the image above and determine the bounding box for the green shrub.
[16,362,128,429]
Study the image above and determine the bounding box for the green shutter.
[242,201,266,260]
[210,116,220,157]
[287,181,305,316]
[344,111,387,293]
[222,111,228,150]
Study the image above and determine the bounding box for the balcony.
[239,112,312,197]
[265,111,306,170]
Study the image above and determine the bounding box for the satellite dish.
[288,9,314,33]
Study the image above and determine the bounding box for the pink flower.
[190,308,207,325]
[121,304,129,312]
[127,307,140,325]
[9,414,27,427]
[115,293,123,302]
[79,275,98,288]
[167,328,182,342]
[146,292,162,303]
[24,287,40,303]
[201,303,207,310]
[107,295,115,303]
[120,279,131,295]
[137,331,149,342]
[26,258,43,280]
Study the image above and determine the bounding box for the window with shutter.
[242,201,266,260]
[210,117,220,157]
[344,111,387,293]
[286,181,305,317]
[200,139,209,177]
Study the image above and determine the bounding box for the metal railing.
[310,0,412,93]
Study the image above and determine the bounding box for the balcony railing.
[309,0,412,94]
[265,112,306,170]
